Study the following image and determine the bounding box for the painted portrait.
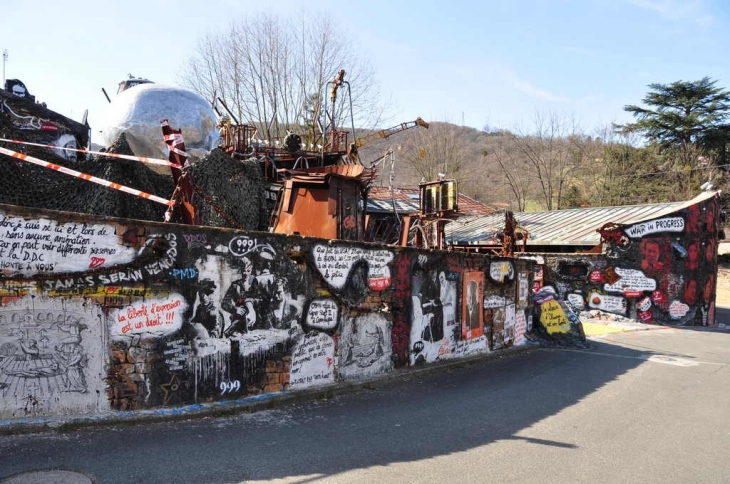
[686,204,700,233]
[686,239,700,271]
[461,272,484,340]
[705,238,716,263]
[704,274,715,305]
[640,238,665,275]
[683,279,698,306]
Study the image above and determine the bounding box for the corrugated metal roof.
[446,191,718,247]
[367,187,496,216]
[367,197,419,213]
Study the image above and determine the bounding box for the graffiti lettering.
[483,294,506,309]
[90,247,116,258]
[168,268,198,280]
[143,234,178,277]
[229,235,275,258]
[589,270,604,282]
[98,269,144,285]
[539,300,572,334]
[566,293,585,311]
[219,380,241,395]
[290,332,335,389]
[183,233,208,249]
[0,213,135,275]
[110,296,186,338]
[452,335,488,356]
[305,299,339,331]
[625,217,685,238]
[164,339,191,370]
[489,261,514,283]
[587,290,627,315]
[638,310,653,323]
[669,300,690,319]
[603,267,656,293]
[637,296,652,312]
[0,216,23,232]
[313,245,393,290]
[514,309,527,345]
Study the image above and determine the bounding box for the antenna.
[2,49,7,86]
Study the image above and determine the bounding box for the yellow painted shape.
[540,299,572,334]
[581,322,629,336]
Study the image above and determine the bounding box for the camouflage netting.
[0,115,173,221]
[182,148,269,231]
[0,114,270,231]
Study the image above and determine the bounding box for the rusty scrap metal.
[354,118,429,149]
[161,120,199,225]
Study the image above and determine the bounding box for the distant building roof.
[446,191,719,247]
[367,187,496,216]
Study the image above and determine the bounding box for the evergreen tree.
[618,77,730,152]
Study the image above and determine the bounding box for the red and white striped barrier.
[162,132,189,158]
[0,146,174,206]
[0,137,183,169]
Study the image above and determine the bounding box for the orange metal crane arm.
[354,117,429,148]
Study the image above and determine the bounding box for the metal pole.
[2,49,7,87]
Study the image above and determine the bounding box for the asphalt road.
[1,326,729,484]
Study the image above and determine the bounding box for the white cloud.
[511,76,570,103]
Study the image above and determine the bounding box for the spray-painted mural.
[0,85,89,163]
[0,298,105,417]
[537,194,720,326]
[0,203,534,419]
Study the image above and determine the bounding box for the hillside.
[357,122,508,205]
[357,120,730,214]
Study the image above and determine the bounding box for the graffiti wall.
[0,204,534,419]
[407,253,533,364]
[535,195,720,326]
[0,87,88,162]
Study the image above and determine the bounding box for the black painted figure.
[418,271,444,342]
[222,257,260,335]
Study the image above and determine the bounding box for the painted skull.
[11,84,26,97]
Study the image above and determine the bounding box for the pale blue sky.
[3,0,729,142]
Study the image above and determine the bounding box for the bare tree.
[483,134,533,212]
[180,12,385,141]
[508,111,588,210]
[399,122,471,185]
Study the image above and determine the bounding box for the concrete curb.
[0,345,536,436]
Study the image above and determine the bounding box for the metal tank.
[102,84,220,167]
